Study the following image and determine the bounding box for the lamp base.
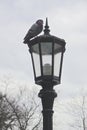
[35,75,60,87]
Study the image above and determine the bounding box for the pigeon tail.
[23,38,30,44]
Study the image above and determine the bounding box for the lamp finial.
[44,17,50,34]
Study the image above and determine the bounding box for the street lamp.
[23,18,66,130]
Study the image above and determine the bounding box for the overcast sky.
[0,1,87,130]
[0,0,87,99]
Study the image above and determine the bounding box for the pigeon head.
[36,19,43,25]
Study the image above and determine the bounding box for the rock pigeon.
[23,19,43,43]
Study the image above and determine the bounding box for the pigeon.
[23,19,43,43]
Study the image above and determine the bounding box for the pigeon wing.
[24,23,38,42]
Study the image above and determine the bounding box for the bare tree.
[0,94,15,130]
[0,91,42,130]
[5,93,42,130]
[66,95,87,130]
[0,76,42,130]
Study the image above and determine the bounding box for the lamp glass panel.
[54,43,62,76]
[41,42,52,55]
[41,42,52,75]
[54,43,62,54]
[31,44,41,77]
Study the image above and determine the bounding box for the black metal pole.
[38,83,57,130]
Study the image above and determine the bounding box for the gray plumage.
[23,19,43,43]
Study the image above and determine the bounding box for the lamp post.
[23,18,66,130]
